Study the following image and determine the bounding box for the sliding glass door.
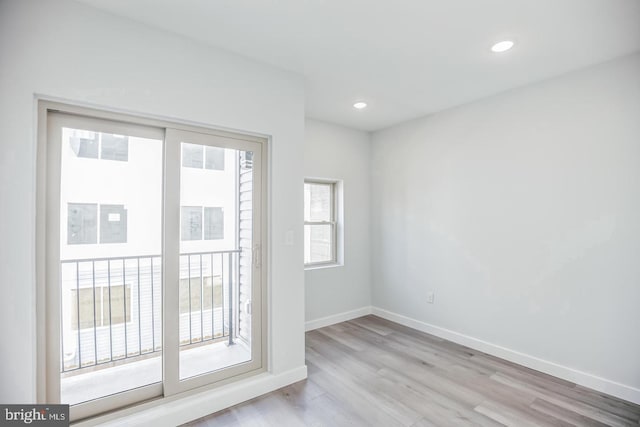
[43,108,265,421]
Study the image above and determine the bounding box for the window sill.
[304,262,343,271]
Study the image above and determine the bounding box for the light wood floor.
[183,315,640,426]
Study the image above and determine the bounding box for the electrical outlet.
[426,291,435,304]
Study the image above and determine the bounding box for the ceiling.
[77,0,640,131]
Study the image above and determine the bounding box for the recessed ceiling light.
[353,101,368,109]
[491,40,514,53]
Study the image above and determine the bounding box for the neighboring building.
[58,128,243,370]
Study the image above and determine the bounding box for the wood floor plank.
[530,398,611,427]
[348,316,395,336]
[474,399,573,427]
[182,315,640,427]
[490,373,638,427]
[305,346,422,426]
[333,326,535,412]
[565,386,640,422]
[375,367,506,427]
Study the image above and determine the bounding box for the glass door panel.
[55,115,164,406]
[178,141,252,380]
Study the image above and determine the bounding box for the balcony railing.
[60,250,240,374]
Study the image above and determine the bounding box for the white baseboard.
[75,366,308,427]
[371,307,640,405]
[305,306,373,331]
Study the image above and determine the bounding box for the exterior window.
[69,130,129,161]
[68,203,127,245]
[181,206,224,241]
[179,278,216,316]
[181,206,203,241]
[304,180,337,266]
[101,134,129,161]
[205,146,225,170]
[70,132,99,159]
[70,285,131,330]
[68,203,98,244]
[100,204,127,244]
[182,143,226,170]
[182,143,203,168]
[204,207,224,240]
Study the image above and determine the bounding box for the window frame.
[304,179,338,268]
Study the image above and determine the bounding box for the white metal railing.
[60,250,239,373]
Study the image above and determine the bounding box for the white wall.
[304,119,371,323]
[371,53,640,396]
[0,0,305,404]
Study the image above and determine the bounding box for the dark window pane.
[101,134,129,161]
[100,204,127,244]
[204,207,224,240]
[182,143,203,168]
[68,203,98,244]
[205,146,225,170]
[181,206,202,241]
